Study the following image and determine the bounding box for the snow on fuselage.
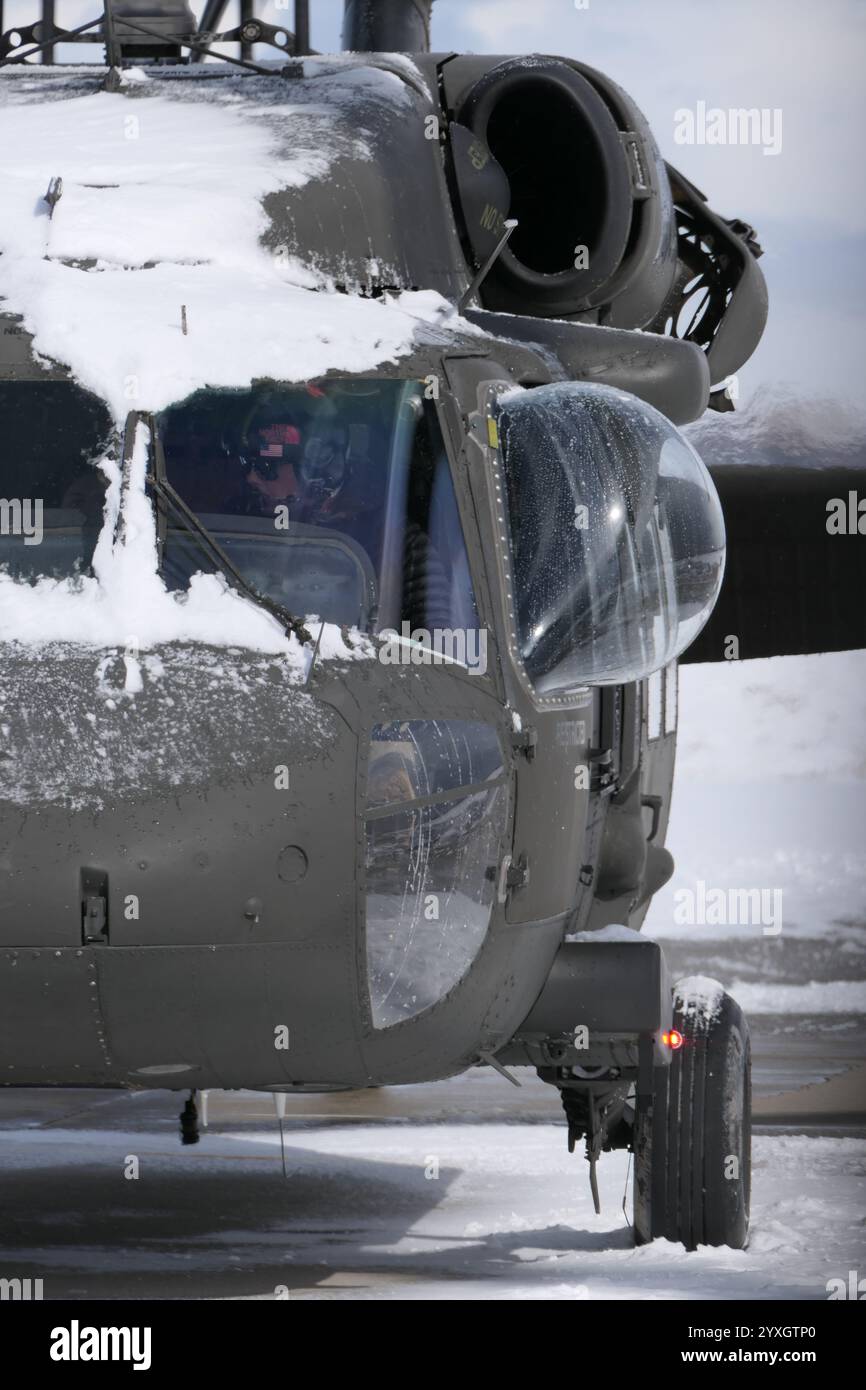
[0,57,476,656]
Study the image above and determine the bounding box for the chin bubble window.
[493,382,726,698]
[364,720,507,1029]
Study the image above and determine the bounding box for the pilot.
[224,396,453,634]
[293,428,355,527]
[223,411,304,518]
[225,398,365,530]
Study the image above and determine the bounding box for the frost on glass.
[496,382,726,693]
[365,720,506,1029]
[366,719,504,808]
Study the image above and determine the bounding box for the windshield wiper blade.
[146,439,311,646]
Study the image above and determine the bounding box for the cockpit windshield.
[157,379,480,639]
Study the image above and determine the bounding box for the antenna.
[458,219,518,313]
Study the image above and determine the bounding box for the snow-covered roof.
[0,58,479,658]
[0,58,472,419]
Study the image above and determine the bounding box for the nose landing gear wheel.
[633,979,751,1250]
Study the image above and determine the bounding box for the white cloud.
[454,0,866,236]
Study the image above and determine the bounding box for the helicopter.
[1,0,863,1255]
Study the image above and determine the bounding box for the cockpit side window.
[0,382,113,583]
[397,399,479,635]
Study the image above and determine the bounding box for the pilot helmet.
[238,401,303,481]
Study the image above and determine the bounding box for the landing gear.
[633,979,751,1250]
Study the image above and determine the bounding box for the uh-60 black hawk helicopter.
[1,0,863,1253]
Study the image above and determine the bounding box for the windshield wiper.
[146,424,312,647]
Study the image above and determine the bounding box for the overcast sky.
[5,0,864,406]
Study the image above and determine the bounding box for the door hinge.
[588,746,617,795]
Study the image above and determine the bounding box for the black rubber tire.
[633,980,751,1250]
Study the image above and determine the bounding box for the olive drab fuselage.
[0,21,771,1096]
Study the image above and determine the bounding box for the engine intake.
[447,56,677,324]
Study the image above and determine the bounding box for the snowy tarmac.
[0,1076,864,1301]
[1,653,863,1299]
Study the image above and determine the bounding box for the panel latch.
[81,868,109,945]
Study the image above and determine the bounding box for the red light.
[663,1029,684,1050]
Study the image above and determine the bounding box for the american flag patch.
[259,424,300,458]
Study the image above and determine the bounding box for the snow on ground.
[646,650,866,944]
[1,1120,862,1299]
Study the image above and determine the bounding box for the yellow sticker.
[487,417,500,449]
